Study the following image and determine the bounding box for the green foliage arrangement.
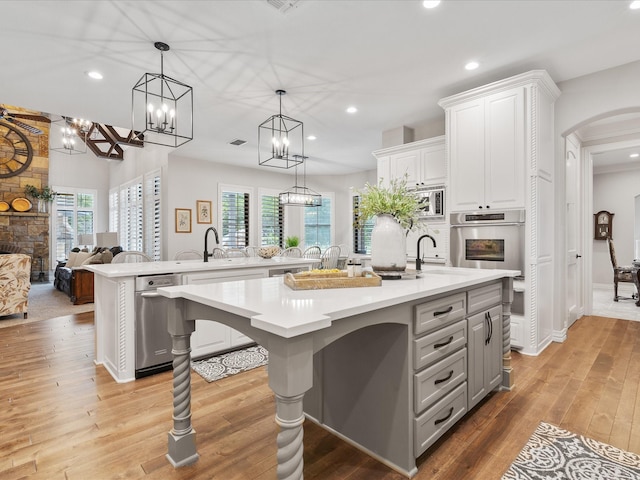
[24,184,57,202]
[356,176,422,230]
[285,236,300,248]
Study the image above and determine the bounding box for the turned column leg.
[275,393,305,480]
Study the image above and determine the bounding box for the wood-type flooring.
[1,312,639,479]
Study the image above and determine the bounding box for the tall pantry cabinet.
[439,70,561,358]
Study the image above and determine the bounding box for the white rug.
[191,345,268,382]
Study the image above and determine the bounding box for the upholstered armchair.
[0,254,32,318]
[606,237,638,302]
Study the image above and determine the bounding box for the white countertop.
[83,257,318,278]
[158,266,518,338]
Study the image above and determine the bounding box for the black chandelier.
[258,90,304,169]
[50,116,89,155]
[132,42,193,148]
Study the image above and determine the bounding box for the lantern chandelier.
[50,116,89,155]
[279,155,322,207]
[132,41,193,148]
[258,89,304,169]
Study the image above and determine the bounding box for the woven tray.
[284,271,382,290]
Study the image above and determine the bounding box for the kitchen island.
[158,266,518,478]
[85,257,317,382]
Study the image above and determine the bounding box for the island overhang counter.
[158,266,518,478]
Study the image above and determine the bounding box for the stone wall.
[0,105,51,281]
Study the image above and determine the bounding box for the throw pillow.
[66,252,79,268]
[74,252,92,266]
[101,250,114,264]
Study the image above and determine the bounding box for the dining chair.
[320,246,341,269]
[112,251,153,263]
[303,246,322,259]
[211,247,228,259]
[244,246,260,257]
[226,248,249,258]
[606,237,638,301]
[280,247,303,258]
[173,249,203,260]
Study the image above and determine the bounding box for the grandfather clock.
[594,210,614,240]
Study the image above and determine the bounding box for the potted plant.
[285,236,300,249]
[24,184,57,213]
[356,176,422,274]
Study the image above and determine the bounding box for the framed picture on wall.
[175,208,192,233]
[196,200,212,224]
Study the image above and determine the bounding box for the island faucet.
[203,227,220,262]
[415,234,436,272]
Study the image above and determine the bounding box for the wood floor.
[1,312,639,480]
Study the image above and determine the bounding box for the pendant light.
[279,155,322,207]
[132,42,193,148]
[50,116,88,155]
[258,90,304,169]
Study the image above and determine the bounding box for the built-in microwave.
[413,185,445,221]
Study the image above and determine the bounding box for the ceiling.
[2,0,640,175]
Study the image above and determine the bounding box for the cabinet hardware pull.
[434,336,454,349]
[434,407,454,426]
[484,312,490,345]
[433,305,453,317]
[487,311,493,343]
[434,370,454,385]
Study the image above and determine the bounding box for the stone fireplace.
[0,106,51,281]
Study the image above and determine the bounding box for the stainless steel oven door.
[450,223,525,274]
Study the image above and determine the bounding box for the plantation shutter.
[222,191,250,248]
[260,194,284,247]
[353,195,374,254]
[144,170,161,261]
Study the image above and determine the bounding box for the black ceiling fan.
[0,107,48,135]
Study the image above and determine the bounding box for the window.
[109,169,161,259]
[353,195,374,254]
[220,186,251,248]
[260,190,284,247]
[53,188,97,261]
[303,193,333,250]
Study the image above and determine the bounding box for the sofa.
[0,254,32,318]
[54,246,122,304]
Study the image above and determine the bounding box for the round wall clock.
[0,121,33,178]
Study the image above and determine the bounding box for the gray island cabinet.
[158,266,517,478]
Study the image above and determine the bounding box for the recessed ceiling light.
[307,135,317,140]
[86,71,103,80]
[423,0,441,8]
[630,153,639,158]
[630,1,640,9]
[346,106,358,114]
[465,61,479,71]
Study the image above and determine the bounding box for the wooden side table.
[71,268,94,305]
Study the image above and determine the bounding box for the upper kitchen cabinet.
[439,71,560,213]
[372,136,446,189]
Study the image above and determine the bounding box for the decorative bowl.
[11,197,32,212]
[258,246,281,259]
[0,201,9,212]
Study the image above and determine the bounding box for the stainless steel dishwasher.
[134,273,181,378]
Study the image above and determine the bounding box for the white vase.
[370,213,407,272]
[37,199,47,213]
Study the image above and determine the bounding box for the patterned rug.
[502,422,640,479]
[191,345,268,382]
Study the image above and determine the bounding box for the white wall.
[592,168,640,283]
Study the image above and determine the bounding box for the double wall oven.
[450,210,525,278]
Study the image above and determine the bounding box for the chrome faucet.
[415,234,436,272]
[203,227,220,262]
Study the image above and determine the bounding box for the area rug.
[191,345,268,382]
[502,422,640,479]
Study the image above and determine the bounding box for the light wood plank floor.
[1,312,638,479]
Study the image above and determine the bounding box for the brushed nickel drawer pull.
[434,370,454,385]
[434,336,454,349]
[434,407,454,426]
[433,305,453,317]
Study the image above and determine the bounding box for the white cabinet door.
[420,143,446,186]
[449,99,485,211]
[390,150,421,187]
[484,88,525,210]
[467,304,502,410]
[377,156,390,187]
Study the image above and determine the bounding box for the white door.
[565,135,581,328]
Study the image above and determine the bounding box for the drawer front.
[414,382,467,457]
[414,348,467,414]
[415,292,466,335]
[413,319,466,370]
[467,282,502,315]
